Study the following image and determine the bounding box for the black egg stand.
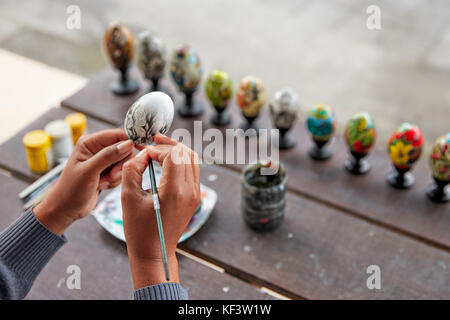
[211,105,231,126]
[387,166,415,189]
[144,76,174,99]
[177,89,204,118]
[150,77,160,91]
[241,115,259,132]
[308,138,332,161]
[278,127,296,150]
[426,177,450,203]
[345,151,371,175]
[110,67,139,95]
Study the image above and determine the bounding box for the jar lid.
[65,112,87,130]
[45,120,72,139]
[23,130,51,149]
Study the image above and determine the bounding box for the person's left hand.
[34,128,135,235]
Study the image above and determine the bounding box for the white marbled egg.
[124,91,174,145]
[137,31,167,81]
[269,88,300,129]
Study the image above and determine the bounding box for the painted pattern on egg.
[306,104,336,141]
[170,45,202,92]
[430,133,450,181]
[269,88,300,129]
[124,92,174,145]
[205,70,233,109]
[137,31,167,81]
[103,22,134,71]
[236,76,266,118]
[345,112,376,154]
[388,123,424,169]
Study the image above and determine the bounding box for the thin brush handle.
[148,159,170,281]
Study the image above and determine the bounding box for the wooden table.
[0,173,271,300]
[0,68,448,299]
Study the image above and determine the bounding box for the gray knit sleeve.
[0,208,66,300]
[134,283,188,300]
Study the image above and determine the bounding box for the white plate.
[92,163,217,243]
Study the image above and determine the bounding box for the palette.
[92,163,217,243]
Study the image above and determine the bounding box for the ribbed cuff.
[134,283,188,300]
[0,208,66,285]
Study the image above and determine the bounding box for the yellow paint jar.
[23,130,53,173]
[64,112,87,145]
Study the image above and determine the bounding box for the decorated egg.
[344,112,376,154]
[306,104,336,141]
[103,22,135,71]
[388,123,424,169]
[430,133,450,181]
[124,92,174,145]
[137,31,167,81]
[269,88,300,129]
[236,76,266,118]
[170,45,202,92]
[205,70,233,109]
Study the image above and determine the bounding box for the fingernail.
[137,148,147,157]
[117,140,133,153]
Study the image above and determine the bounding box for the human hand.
[34,129,135,235]
[121,134,200,288]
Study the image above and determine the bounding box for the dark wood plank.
[176,164,450,299]
[267,123,450,250]
[28,225,272,300]
[0,172,29,228]
[61,67,156,126]
[60,68,450,250]
[0,107,112,181]
[0,173,272,300]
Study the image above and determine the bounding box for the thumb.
[121,148,149,198]
[146,144,174,165]
[86,140,134,174]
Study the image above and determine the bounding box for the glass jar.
[241,162,287,231]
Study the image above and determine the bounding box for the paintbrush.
[147,159,170,280]
[124,92,174,281]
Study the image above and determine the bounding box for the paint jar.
[64,112,87,145]
[241,162,287,231]
[23,130,53,173]
[45,120,74,163]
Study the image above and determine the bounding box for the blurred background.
[0,0,448,151]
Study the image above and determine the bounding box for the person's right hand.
[34,128,135,236]
[121,134,200,288]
